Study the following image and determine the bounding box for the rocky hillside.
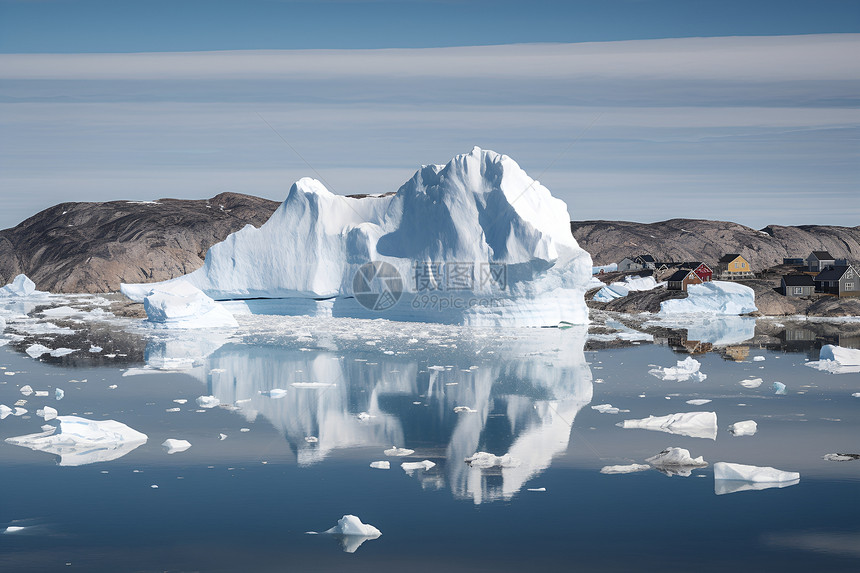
[572,219,860,269]
[0,193,280,293]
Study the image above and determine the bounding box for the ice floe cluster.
[660,281,757,315]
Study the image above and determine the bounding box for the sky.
[1,0,858,229]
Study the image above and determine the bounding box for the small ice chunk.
[527,487,546,492]
[55,388,64,400]
[196,395,220,408]
[165,407,180,412]
[591,403,629,414]
[357,412,374,421]
[173,399,187,404]
[0,404,12,419]
[3,526,27,534]
[291,382,335,389]
[401,460,435,472]
[753,356,766,362]
[240,428,250,432]
[686,399,711,406]
[219,433,228,440]
[465,452,521,468]
[322,515,381,553]
[108,385,118,390]
[0,274,36,297]
[728,420,758,436]
[162,439,191,454]
[89,345,102,353]
[140,280,238,329]
[262,389,288,399]
[648,357,706,382]
[36,406,58,421]
[740,378,763,389]
[19,385,33,396]
[370,461,390,470]
[822,453,860,462]
[714,462,799,485]
[645,447,707,468]
[772,382,787,395]
[304,436,318,443]
[618,411,718,440]
[34,390,49,397]
[13,407,27,416]
[453,406,477,413]
[600,463,650,474]
[384,446,414,457]
[49,348,76,357]
[853,393,860,398]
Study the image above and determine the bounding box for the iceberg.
[740,378,763,389]
[401,460,435,472]
[36,406,58,421]
[600,463,650,474]
[141,281,238,329]
[660,281,757,315]
[196,395,220,408]
[773,381,787,395]
[5,416,147,466]
[162,438,192,454]
[121,148,593,327]
[648,357,707,382]
[384,446,414,457]
[321,515,382,554]
[805,344,860,374]
[369,461,390,470]
[0,274,37,297]
[618,411,718,440]
[729,420,757,436]
[465,452,521,469]
[591,403,629,414]
[713,462,800,495]
[645,447,707,468]
[592,275,661,302]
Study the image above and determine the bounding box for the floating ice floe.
[591,403,629,414]
[162,439,192,454]
[753,356,766,362]
[822,453,860,462]
[465,452,521,469]
[384,446,414,457]
[304,436,318,443]
[453,406,477,413]
[319,515,382,554]
[49,348,75,357]
[648,357,707,382]
[713,462,800,495]
[600,463,650,474]
[646,447,708,468]
[401,460,435,472]
[5,416,148,466]
[659,281,757,315]
[592,275,662,302]
[0,274,41,298]
[25,345,50,359]
[55,388,64,400]
[740,378,763,389]
[19,385,33,396]
[773,382,787,395]
[805,345,860,374]
[728,420,757,436]
[36,406,57,421]
[686,399,711,406]
[139,280,238,329]
[121,148,593,327]
[89,345,102,353]
[196,395,220,408]
[369,461,390,470]
[261,389,288,399]
[618,411,718,440]
[0,404,12,419]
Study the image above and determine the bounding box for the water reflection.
[141,323,593,503]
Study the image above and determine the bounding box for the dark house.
[618,254,657,272]
[782,258,805,266]
[781,274,815,297]
[814,265,859,297]
[679,261,713,282]
[667,269,703,292]
[807,251,835,272]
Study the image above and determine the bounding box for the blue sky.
[0,1,858,230]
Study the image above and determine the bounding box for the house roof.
[680,261,710,270]
[810,251,834,260]
[814,265,853,281]
[782,274,815,287]
[667,269,694,282]
[718,254,742,263]
[637,254,656,263]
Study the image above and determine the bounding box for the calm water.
[1,308,859,572]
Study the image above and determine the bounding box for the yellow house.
[717,254,754,279]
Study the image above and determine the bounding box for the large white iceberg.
[592,275,660,302]
[5,416,148,466]
[660,281,757,315]
[618,411,718,440]
[713,462,800,495]
[141,281,238,329]
[0,274,37,297]
[121,148,593,327]
[805,344,860,374]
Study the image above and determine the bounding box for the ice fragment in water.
[304,436,318,443]
[728,420,757,436]
[686,399,711,405]
[600,464,650,474]
[805,344,860,374]
[55,388,64,400]
[384,446,414,457]
[618,411,718,440]
[162,439,192,454]
[465,452,521,468]
[19,385,33,396]
[822,453,860,462]
[739,378,763,389]
[713,462,799,495]
[401,460,435,472]
[25,345,50,359]
[645,447,707,468]
[262,389,288,399]
[219,433,227,440]
[89,345,102,353]
[591,403,629,414]
[0,404,12,419]
[36,406,57,421]
[453,406,477,413]
[369,461,390,469]
[322,515,382,553]
[527,488,546,492]
[196,395,220,408]
[753,356,766,362]
[648,357,706,382]
[772,382,786,395]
